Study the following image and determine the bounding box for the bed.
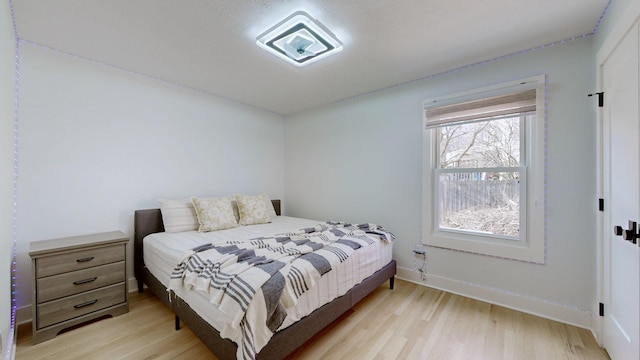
[134,199,396,360]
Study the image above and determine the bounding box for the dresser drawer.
[35,244,124,278]
[36,261,125,303]
[37,283,126,329]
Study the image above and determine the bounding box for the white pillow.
[191,196,239,232]
[235,194,272,225]
[158,198,199,233]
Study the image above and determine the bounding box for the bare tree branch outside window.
[437,116,525,238]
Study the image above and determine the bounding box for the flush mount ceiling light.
[256,11,343,67]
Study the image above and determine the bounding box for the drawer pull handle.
[76,257,94,263]
[73,277,98,285]
[74,299,98,309]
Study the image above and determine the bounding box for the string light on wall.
[330,0,612,107]
[7,0,20,358]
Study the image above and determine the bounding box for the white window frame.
[422,76,545,263]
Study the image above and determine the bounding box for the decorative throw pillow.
[235,194,272,225]
[191,196,239,232]
[264,195,278,220]
[158,198,199,233]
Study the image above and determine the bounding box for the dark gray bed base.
[134,200,396,360]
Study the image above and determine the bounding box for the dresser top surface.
[29,231,128,257]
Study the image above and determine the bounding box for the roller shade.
[425,89,536,129]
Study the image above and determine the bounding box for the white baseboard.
[396,266,595,330]
[128,277,141,293]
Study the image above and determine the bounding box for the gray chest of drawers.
[29,231,129,344]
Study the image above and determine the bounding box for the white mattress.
[143,216,393,342]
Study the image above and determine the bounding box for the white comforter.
[143,216,393,358]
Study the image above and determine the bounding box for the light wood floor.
[16,279,609,360]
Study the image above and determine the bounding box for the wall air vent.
[256,11,343,67]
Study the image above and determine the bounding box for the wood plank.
[37,261,125,303]
[17,279,610,360]
[35,244,125,278]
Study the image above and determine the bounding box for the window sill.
[424,231,545,263]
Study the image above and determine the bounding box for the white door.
[601,21,640,360]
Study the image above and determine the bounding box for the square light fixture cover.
[256,11,343,67]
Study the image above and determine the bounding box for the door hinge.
[599,302,604,317]
[588,92,604,107]
[599,198,604,212]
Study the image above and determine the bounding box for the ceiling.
[12,0,609,115]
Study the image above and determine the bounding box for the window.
[422,76,545,263]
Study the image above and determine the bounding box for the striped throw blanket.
[168,222,394,360]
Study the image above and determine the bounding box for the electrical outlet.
[413,243,425,255]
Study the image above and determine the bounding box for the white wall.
[14,42,285,315]
[11,3,620,336]
[0,0,16,357]
[594,0,633,51]
[285,37,596,326]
